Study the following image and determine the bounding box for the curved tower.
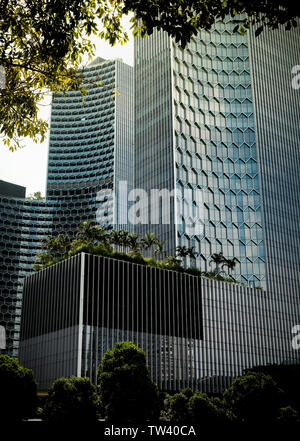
[47,57,134,233]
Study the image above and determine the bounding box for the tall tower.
[135,19,300,293]
[248,26,300,363]
[0,182,54,356]
[0,57,134,357]
[46,57,134,233]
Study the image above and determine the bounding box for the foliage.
[42,233,70,258]
[140,232,159,251]
[189,392,228,425]
[163,388,229,426]
[97,341,160,422]
[209,251,225,275]
[42,376,99,422]
[154,239,166,257]
[184,267,203,277]
[246,364,300,411]
[276,406,300,424]
[26,191,44,200]
[164,255,182,270]
[0,355,37,421]
[76,220,106,245]
[223,372,285,423]
[34,221,250,287]
[1,1,299,149]
[0,0,96,149]
[166,392,190,423]
[209,252,238,279]
[126,0,300,47]
[176,245,199,261]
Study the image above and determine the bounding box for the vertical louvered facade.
[135,20,266,287]
[247,24,300,367]
[134,19,300,294]
[20,254,299,392]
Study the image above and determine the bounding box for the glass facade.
[248,24,300,365]
[20,253,300,392]
[0,193,55,356]
[0,58,134,356]
[47,57,134,231]
[135,19,299,291]
[133,21,300,379]
[135,32,176,255]
[173,21,265,287]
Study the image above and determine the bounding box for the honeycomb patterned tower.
[47,57,134,233]
[173,20,265,287]
[135,18,266,288]
[0,191,55,356]
[0,58,134,356]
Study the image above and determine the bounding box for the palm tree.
[41,235,57,256]
[141,233,159,254]
[117,229,131,252]
[187,246,199,260]
[56,233,70,257]
[127,233,141,252]
[95,226,109,246]
[222,257,238,279]
[41,233,70,260]
[176,245,188,260]
[110,229,123,250]
[209,252,226,275]
[154,240,166,258]
[176,245,199,261]
[76,220,99,245]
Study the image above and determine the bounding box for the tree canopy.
[0,354,37,421]
[97,341,160,422]
[223,372,285,423]
[42,376,99,422]
[0,0,299,150]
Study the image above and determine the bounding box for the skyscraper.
[12,21,300,392]
[134,18,300,295]
[0,57,134,356]
[47,57,134,232]
[0,182,54,356]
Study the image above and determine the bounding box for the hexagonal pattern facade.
[47,57,134,231]
[0,196,55,356]
[173,20,265,287]
[135,20,266,287]
[0,58,134,356]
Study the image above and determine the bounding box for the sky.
[0,20,134,197]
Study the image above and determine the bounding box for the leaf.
[255,26,263,37]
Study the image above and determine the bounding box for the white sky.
[0,19,134,197]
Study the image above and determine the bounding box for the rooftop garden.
[34,220,248,286]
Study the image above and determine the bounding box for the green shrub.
[43,376,99,422]
[184,267,202,277]
[223,372,285,424]
[189,392,228,425]
[166,392,190,423]
[246,364,300,411]
[276,406,300,424]
[98,342,160,422]
[0,355,37,421]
